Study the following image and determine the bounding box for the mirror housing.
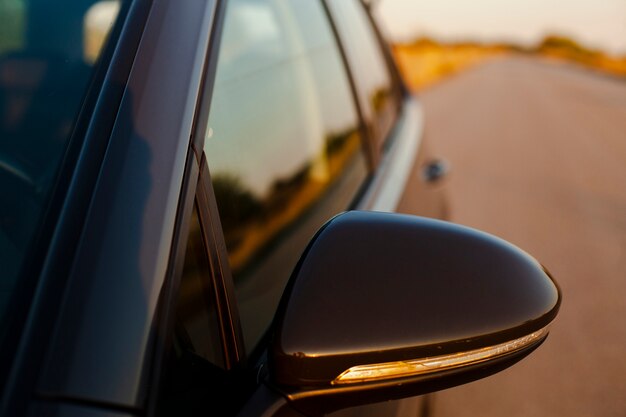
[268,211,560,415]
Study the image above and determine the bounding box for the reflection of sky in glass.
[205,0,359,197]
[84,1,120,63]
[205,0,368,354]
[327,0,392,123]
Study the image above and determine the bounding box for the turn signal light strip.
[332,326,550,385]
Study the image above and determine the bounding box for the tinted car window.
[172,205,225,368]
[326,0,399,153]
[204,0,367,354]
[0,0,121,346]
[158,204,228,416]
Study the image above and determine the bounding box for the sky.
[375,0,626,55]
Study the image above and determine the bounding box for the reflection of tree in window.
[326,0,399,149]
[0,1,24,53]
[212,174,262,253]
[204,0,368,353]
[371,87,391,112]
[213,126,362,276]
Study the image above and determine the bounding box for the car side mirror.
[268,211,561,415]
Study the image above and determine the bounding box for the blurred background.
[376,0,625,89]
[370,0,626,416]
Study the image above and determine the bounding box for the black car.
[0,0,560,416]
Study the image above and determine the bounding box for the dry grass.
[535,35,626,78]
[392,40,506,91]
[392,36,626,92]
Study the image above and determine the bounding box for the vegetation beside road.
[393,35,626,91]
[532,35,626,77]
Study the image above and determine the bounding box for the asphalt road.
[418,57,626,417]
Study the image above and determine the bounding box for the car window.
[158,204,230,417]
[0,0,122,349]
[326,0,399,153]
[203,0,368,354]
[171,205,225,368]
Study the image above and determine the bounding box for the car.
[0,0,561,416]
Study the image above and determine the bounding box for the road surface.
[417,57,626,416]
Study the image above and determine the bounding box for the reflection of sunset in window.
[328,0,399,152]
[223,130,362,272]
[84,1,120,64]
[205,0,368,354]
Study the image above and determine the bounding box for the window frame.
[319,0,376,171]
[323,0,406,161]
[148,153,248,417]
[359,2,409,99]
[196,155,245,368]
[186,0,246,369]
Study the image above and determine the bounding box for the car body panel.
[37,0,215,407]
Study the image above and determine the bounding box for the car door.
[152,0,440,416]
[154,0,373,414]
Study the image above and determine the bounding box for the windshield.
[0,0,124,338]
